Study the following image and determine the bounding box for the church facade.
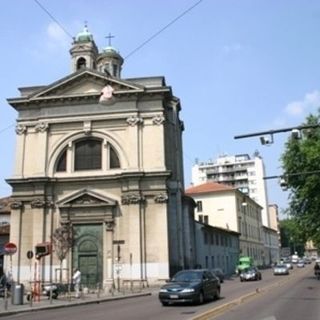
[6,27,195,289]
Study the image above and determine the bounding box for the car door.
[203,271,215,298]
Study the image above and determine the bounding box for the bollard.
[49,285,53,304]
[97,283,100,299]
[4,288,8,310]
[68,283,71,301]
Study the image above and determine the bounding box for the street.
[1,265,316,320]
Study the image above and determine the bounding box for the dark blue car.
[158,269,221,306]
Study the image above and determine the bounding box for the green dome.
[103,46,118,54]
[102,46,123,60]
[75,26,93,42]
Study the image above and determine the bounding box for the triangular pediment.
[57,189,117,208]
[30,69,144,99]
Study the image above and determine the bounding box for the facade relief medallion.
[15,124,27,135]
[126,116,144,126]
[152,114,165,125]
[105,221,115,231]
[154,193,168,203]
[10,201,23,210]
[121,194,145,205]
[35,122,49,133]
[31,198,53,208]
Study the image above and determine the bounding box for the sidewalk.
[0,286,158,317]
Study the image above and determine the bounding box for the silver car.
[273,264,289,275]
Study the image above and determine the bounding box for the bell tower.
[96,33,124,78]
[70,25,98,72]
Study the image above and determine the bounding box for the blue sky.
[1,0,320,217]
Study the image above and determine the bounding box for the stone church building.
[6,26,196,289]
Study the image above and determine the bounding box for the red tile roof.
[185,182,235,195]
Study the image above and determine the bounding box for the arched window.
[76,57,87,70]
[109,145,120,169]
[54,138,121,173]
[75,139,102,171]
[56,148,67,172]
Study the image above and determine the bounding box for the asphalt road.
[1,265,314,320]
[214,265,319,320]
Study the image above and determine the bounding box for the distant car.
[158,269,221,306]
[297,260,305,268]
[304,257,312,264]
[210,268,225,283]
[240,267,262,282]
[282,259,293,270]
[273,264,289,275]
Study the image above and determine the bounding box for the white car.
[297,260,305,268]
[273,264,289,275]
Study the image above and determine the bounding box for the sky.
[1,0,320,217]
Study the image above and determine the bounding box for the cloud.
[221,43,244,54]
[284,90,320,117]
[46,22,70,51]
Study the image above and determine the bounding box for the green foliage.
[281,109,320,249]
[279,218,306,255]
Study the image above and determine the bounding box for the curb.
[0,292,152,317]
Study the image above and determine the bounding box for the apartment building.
[192,153,270,227]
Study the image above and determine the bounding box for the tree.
[281,109,320,249]
[51,224,76,283]
[279,218,306,256]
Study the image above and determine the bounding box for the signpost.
[4,242,17,284]
[4,242,17,255]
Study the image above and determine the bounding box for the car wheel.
[240,278,243,282]
[197,292,204,305]
[161,301,169,306]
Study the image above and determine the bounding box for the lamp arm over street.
[234,124,320,140]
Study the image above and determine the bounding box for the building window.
[198,215,203,223]
[211,256,215,268]
[204,231,208,244]
[113,64,118,76]
[55,139,121,173]
[56,148,67,172]
[109,145,120,168]
[75,139,102,170]
[197,201,203,212]
[76,57,87,70]
[205,256,209,268]
[203,215,209,224]
[215,234,219,246]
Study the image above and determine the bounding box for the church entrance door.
[79,254,98,288]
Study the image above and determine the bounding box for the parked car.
[297,260,305,268]
[210,268,225,283]
[239,267,262,282]
[273,264,289,275]
[158,269,221,306]
[0,274,11,297]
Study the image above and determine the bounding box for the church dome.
[102,46,123,60]
[75,26,93,42]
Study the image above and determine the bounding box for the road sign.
[4,242,17,255]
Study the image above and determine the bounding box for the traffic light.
[279,176,288,191]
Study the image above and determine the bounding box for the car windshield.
[275,265,286,268]
[172,271,202,282]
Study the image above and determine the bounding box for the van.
[236,256,254,274]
